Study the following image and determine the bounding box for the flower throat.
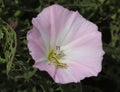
[48,46,67,68]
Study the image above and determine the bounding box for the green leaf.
[24,69,37,79]
[32,87,37,92]
[0,57,5,62]
[14,10,22,17]
[0,18,17,74]
[98,0,105,3]
[6,61,13,74]
[60,82,82,92]
[0,30,4,39]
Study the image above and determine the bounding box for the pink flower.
[27,4,105,84]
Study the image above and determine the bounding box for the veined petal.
[56,11,78,46]
[27,28,46,62]
[32,18,50,52]
[54,68,77,84]
[57,11,99,46]
[32,4,75,49]
[62,31,104,64]
[59,32,104,81]
[33,62,56,78]
[53,55,103,84]
[62,30,103,50]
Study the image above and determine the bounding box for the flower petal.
[33,62,56,78]
[57,10,100,46]
[27,4,105,84]
[54,68,77,84]
[27,27,46,62]
[32,4,79,48]
[54,55,103,84]
[59,32,105,83]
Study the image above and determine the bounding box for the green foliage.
[0,19,17,75]
[106,16,120,61]
[60,83,82,92]
[0,30,4,39]
[83,85,104,92]
[0,0,120,92]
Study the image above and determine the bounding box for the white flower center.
[48,46,67,68]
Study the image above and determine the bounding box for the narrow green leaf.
[0,57,5,62]
[0,30,4,39]
[6,61,12,74]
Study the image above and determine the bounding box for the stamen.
[48,46,67,68]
